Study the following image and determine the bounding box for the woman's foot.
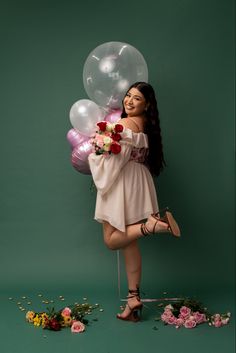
[117,289,143,322]
[141,210,180,237]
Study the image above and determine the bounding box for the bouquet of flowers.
[158,298,231,329]
[25,302,99,333]
[91,121,124,156]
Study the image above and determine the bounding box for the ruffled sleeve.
[88,128,148,196]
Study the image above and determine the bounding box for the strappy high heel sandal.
[117,288,143,322]
[141,207,181,237]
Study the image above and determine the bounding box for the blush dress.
[88,128,159,232]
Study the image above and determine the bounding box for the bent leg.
[103,221,143,250]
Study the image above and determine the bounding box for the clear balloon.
[71,140,92,175]
[104,109,122,124]
[83,42,148,109]
[66,128,89,149]
[69,99,105,136]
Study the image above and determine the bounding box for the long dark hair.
[121,81,166,176]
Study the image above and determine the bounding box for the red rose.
[110,142,121,154]
[97,121,107,131]
[114,124,123,133]
[111,133,121,142]
[48,318,61,331]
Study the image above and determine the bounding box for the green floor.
[1,289,235,353]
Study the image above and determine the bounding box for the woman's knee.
[103,236,118,250]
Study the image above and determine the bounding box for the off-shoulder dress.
[88,128,159,232]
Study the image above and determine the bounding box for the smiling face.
[123,87,147,117]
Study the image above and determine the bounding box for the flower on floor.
[90,121,124,156]
[158,298,231,329]
[25,302,98,333]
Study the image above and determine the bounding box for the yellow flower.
[33,314,42,327]
[41,313,49,328]
[61,315,72,327]
[26,311,35,323]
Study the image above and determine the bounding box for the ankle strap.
[128,288,140,297]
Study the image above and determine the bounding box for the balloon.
[104,109,122,124]
[71,140,92,175]
[66,128,89,149]
[83,42,148,109]
[69,99,105,136]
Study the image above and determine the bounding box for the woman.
[88,82,180,322]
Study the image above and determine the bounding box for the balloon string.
[117,250,181,303]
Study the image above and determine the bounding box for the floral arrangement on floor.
[25,303,99,332]
[156,297,231,329]
[91,121,124,156]
[9,294,102,334]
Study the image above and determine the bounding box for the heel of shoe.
[130,305,143,322]
[154,208,181,237]
[165,211,181,237]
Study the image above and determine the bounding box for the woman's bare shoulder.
[118,118,140,133]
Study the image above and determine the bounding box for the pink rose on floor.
[213,320,223,328]
[164,308,173,316]
[180,306,191,319]
[167,315,177,325]
[61,307,72,317]
[71,321,85,333]
[175,318,185,328]
[161,309,174,323]
[184,319,197,329]
[193,311,207,324]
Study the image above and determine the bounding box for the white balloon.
[83,42,148,109]
[69,99,105,136]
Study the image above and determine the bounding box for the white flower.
[106,123,115,132]
[103,136,112,144]
[165,304,174,310]
[103,144,111,151]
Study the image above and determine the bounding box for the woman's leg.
[103,217,169,250]
[103,222,143,250]
[123,240,142,290]
[117,240,142,319]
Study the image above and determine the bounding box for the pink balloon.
[104,109,122,123]
[67,129,89,149]
[71,140,93,175]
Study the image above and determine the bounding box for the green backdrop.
[0,0,234,299]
